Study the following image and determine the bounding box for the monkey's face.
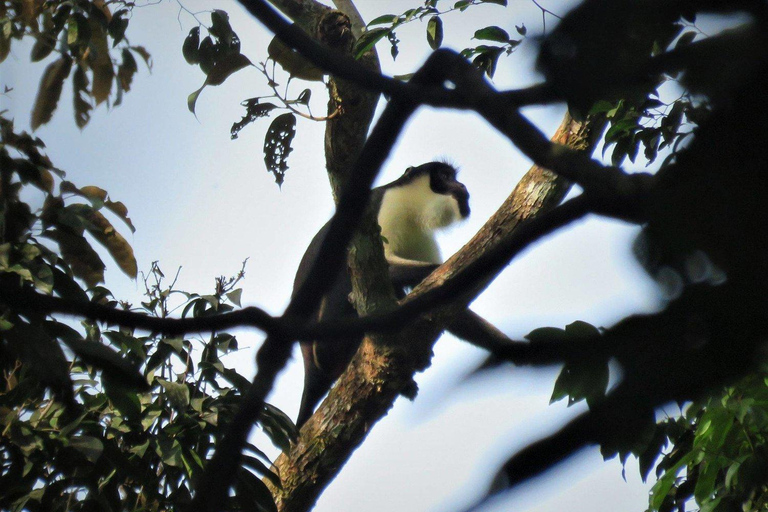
[428,164,470,219]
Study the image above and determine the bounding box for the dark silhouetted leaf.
[268,36,325,81]
[209,10,233,44]
[236,467,278,512]
[182,26,200,64]
[263,113,296,186]
[45,228,105,286]
[73,64,92,129]
[30,33,56,62]
[474,25,510,43]
[108,9,129,46]
[69,435,104,463]
[205,53,251,86]
[31,56,73,130]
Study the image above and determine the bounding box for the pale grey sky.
[1,1,665,510]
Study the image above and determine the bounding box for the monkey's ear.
[404,166,415,175]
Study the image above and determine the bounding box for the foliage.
[0,0,150,129]
[357,0,521,77]
[184,10,252,116]
[0,115,292,511]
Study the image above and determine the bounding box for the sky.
[0,1,671,511]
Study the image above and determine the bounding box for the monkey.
[293,161,470,427]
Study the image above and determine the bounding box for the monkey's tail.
[296,370,331,428]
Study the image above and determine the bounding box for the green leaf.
[187,85,205,114]
[368,14,398,26]
[426,16,443,50]
[353,27,390,59]
[473,26,510,43]
[156,436,184,467]
[481,0,507,4]
[60,336,149,390]
[158,379,190,410]
[69,435,104,463]
[162,337,185,353]
[650,451,695,510]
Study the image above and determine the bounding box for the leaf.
[182,26,200,64]
[209,10,233,44]
[73,64,92,129]
[104,199,135,233]
[236,468,278,512]
[226,288,242,306]
[58,335,148,390]
[263,113,296,187]
[516,24,527,36]
[30,33,57,62]
[259,403,297,451]
[88,18,114,105]
[675,31,697,50]
[426,16,443,50]
[31,56,73,130]
[130,46,152,69]
[108,9,129,46]
[156,436,184,467]
[241,455,281,489]
[205,53,251,86]
[67,13,90,49]
[117,47,138,93]
[69,435,104,463]
[79,185,108,203]
[231,100,277,139]
[473,26,510,43]
[0,27,10,63]
[296,88,311,105]
[4,322,75,406]
[82,209,137,279]
[353,27,390,59]
[158,379,190,410]
[481,0,507,5]
[45,228,105,287]
[472,46,504,78]
[368,14,398,26]
[187,86,205,115]
[268,36,325,81]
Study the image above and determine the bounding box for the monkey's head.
[397,162,470,222]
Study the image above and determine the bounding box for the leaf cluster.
[184,10,252,115]
[0,0,150,129]
[0,116,293,511]
[356,0,514,74]
[645,376,768,512]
